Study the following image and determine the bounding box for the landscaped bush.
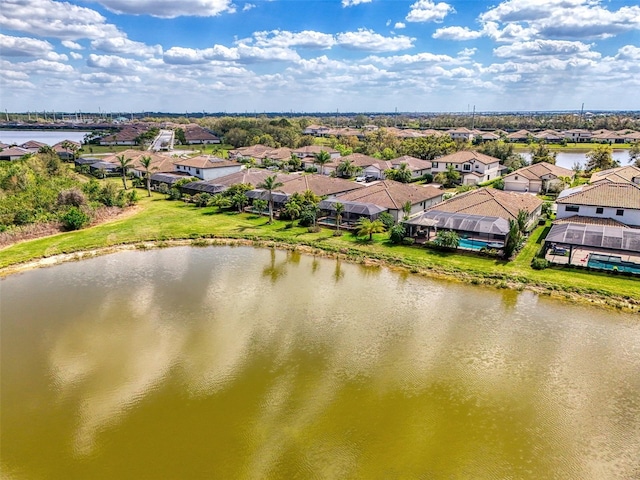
[378,212,395,230]
[531,258,550,270]
[402,237,415,245]
[389,224,406,244]
[61,206,90,231]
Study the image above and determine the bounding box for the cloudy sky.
[1,0,639,113]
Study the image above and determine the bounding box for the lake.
[519,149,630,170]
[0,129,90,146]
[1,246,639,479]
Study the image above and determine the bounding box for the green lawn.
[1,194,639,307]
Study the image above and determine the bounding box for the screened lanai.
[179,180,227,196]
[318,199,386,228]
[545,223,640,253]
[404,210,510,242]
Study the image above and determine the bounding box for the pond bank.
[2,237,638,314]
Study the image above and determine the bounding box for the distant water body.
[0,129,90,146]
[520,150,629,170]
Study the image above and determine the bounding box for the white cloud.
[366,52,456,68]
[86,54,150,74]
[336,28,414,52]
[0,0,121,40]
[458,48,477,57]
[251,30,335,49]
[70,52,83,60]
[78,72,140,84]
[394,22,406,30]
[12,59,75,74]
[163,46,239,64]
[243,3,255,12]
[433,26,483,40]
[88,0,235,18]
[0,34,53,57]
[406,0,454,23]
[493,40,600,59]
[62,40,83,50]
[480,0,640,39]
[615,45,640,61]
[91,37,162,58]
[342,0,373,6]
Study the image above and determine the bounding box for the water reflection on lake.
[520,149,629,169]
[1,246,639,479]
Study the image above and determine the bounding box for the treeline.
[139,112,640,134]
[0,152,136,232]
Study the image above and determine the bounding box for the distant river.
[1,246,638,479]
[0,129,90,146]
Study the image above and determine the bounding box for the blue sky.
[1,0,639,113]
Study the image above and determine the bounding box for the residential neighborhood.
[2,119,640,277]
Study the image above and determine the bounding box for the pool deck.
[546,247,640,268]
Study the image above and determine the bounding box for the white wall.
[176,164,243,180]
[557,204,640,227]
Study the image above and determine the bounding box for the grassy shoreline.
[1,193,639,312]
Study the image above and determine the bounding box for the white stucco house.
[431,151,502,185]
[503,162,574,194]
[174,155,244,181]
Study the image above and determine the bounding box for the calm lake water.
[1,246,639,479]
[520,150,630,170]
[0,129,90,146]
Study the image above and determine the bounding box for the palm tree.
[402,200,412,220]
[336,159,357,178]
[257,174,284,223]
[334,202,345,232]
[116,154,133,190]
[313,150,331,175]
[282,198,302,226]
[394,162,412,183]
[139,156,156,197]
[356,217,386,241]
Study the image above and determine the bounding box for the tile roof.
[292,145,339,155]
[174,155,240,169]
[390,155,432,171]
[435,150,501,166]
[556,182,640,209]
[336,180,443,210]
[276,174,364,197]
[553,215,630,228]
[503,162,573,181]
[589,166,640,185]
[340,153,390,169]
[426,188,542,220]
[207,168,294,188]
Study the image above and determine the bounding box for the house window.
[616,209,624,216]
[515,176,519,180]
[596,207,604,214]
[565,205,580,212]
[432,162,438,168]
[463,164,471,171]
[196,169,200,175]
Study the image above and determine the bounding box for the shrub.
[193,193,212,207]
[57,188,86,207]
[378,212,395,230]
[389,224,406,244]
[531,258,549,270]
[402,237,415,245]
[168,187,182,200]
[156,182,170,195]
[421,173,433,183]
[61,206,90,230]
[493,178,505,190]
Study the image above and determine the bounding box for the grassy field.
[1,192,638,310]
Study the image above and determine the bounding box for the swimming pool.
[587,254,640,275]
[458,238,504,251]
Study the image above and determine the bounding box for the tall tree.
[334,202,345,232]
[628,142,640,168]
[586,144,618,171]
[257,174,284,223]
[139,156,156,197]
[530,142,557,165]
[116,154,133,190]
[313,150,332,175]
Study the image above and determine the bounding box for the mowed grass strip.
[1,193,639,301]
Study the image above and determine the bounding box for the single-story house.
[589,166,640,186]
[405,188,543,243]
[293,145,341,161]
[89,161,120,176]
[173,155,244,181]
[506,129,532,142]
[183,126,220,144]
[445,127,475,142]
[20,140,47,152]
[276,174,364,197]
[318,199,387,226]
[332,180,444,222]
[503,162,574,193]
[0,147,30,161]
[390,155,431,179]
[52,140,82,160]
[337,153,391,180]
